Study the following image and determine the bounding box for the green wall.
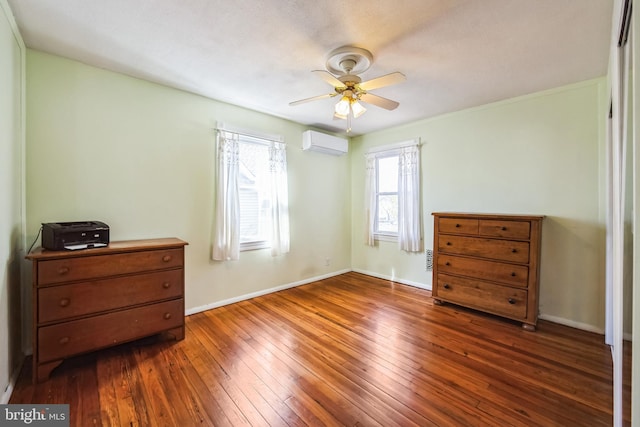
[25,50,352,327]
[351,79,607,332]
[0,0,25,403]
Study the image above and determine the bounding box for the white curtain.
[269,141,290,256]
[397,145,421,252]
[364,153,377,246]
[212,130,240,261]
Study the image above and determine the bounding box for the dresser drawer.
[438,235,529,263]
[436,274,527,319]
[479,220,530,239]
[38,298,184,363]
[437,254,529,287]
[37,248,183,285]
[438,217,478,235]
[38,269,183,323]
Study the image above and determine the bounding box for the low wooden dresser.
[432,213,543,331]
[26,237,188,382]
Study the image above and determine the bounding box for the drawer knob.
[446,242,452,246]
[443,283,450,289]
[445,262,451,266]
[59,337,70,345]
[162,255,172,262]
[58,266,70,275]
[501,226,507,231]
[162,282,171,289]
[59,298,70,307]
[455,223,460,228]
[508,298,516,305]
[511,248,517,253]
[164,312,172,320]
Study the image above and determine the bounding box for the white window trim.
[216,122,284,143]
[237,137,271,252]
[365,138,420,155]
[374,153,399,241]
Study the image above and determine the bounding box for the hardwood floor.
[10,272,629,426]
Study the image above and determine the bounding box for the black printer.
[42,221,110,251]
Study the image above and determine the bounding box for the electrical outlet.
[325,257,331,266]
[426,249,433,271]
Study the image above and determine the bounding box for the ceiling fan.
[289,46,406,132]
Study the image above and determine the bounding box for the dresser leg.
[433,298,444,306]
[165,325,185,341]
[34,360,63,383]
[522,323,536,332]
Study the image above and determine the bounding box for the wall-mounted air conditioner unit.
[302,130,348,156]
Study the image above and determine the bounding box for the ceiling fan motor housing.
[338,74,362,85]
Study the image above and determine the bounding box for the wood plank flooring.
[10,272,630,426]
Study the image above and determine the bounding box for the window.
[364,139,421,252]
[375,154,399,239]
[212,127,290,261]
[238,138,272,250]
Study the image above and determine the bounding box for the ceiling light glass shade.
[334,112,348,120]
[351,101,367,118]
[335,97,351,116]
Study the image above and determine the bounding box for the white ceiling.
[7,0,613,136]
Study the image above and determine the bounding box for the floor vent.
[426,249,433,271]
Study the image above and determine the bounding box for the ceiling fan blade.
[359,72,406,91]
[312,70,346,88]
[360,93,400,110]
[289,93,335,106]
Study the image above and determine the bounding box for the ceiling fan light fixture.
[351,101,366,118]
[335,97,351,116]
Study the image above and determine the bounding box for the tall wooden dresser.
[432,213,543,331]
[26,237,187,382]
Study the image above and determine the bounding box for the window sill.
[374,233,398,243]
[240,241,270,251]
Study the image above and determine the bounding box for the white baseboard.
[1,357,24,404]
[538,313,605,335]
[185,269,352,316]
[351,268,431,291]
[540,314,634,340]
